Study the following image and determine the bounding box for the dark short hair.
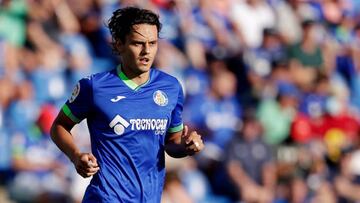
[301,19,316,28]
[108,7,162,46]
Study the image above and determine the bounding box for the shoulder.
[78,69,117,88]
[152,68,182,88]
[73,69,116,94]
[89,69,117,82]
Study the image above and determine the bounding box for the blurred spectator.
[8,104,71,202]
[0,78,15,184]
[274,0,303,44]
[226,110,276,202]
[288,19,324,91]
[184,0,241,54]
[334,148,360,202]
[8,80,38,131]
[246,28,287,78]
[244,27,288,103]
[165,155,231,203]
[289,176,309,203]
[161,170,194,203]
[320,0,346,26]
[184,65,241,150]
[0,0,27,47]
[230,0,276,49]
[310,181,337,203]
[349,24,360,110]
[257,81,299,145]
[152,0,184,49]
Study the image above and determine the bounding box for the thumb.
[80,154,90,163]
[87,153,98,167]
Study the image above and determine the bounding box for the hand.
[182,126,204,156]
[335,176,352,196]
[72,152,100,178]
[241,184,259,202]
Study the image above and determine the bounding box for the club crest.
[153,90,168,106]
[69,82,80,103]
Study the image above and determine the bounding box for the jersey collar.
[117,64,151,91]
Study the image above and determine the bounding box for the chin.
[138,64,152,72]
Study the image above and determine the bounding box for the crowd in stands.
[1,0,360,202]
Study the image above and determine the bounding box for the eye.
[149,41,157,46]
[131,41,143,46]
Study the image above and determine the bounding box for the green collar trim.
[117,65,150,91]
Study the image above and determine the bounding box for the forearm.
[227,161,255,188]
[50,123,79,163]
[336,177,360,201]
[262,163,276,190]
[343,187,360,201]
[53,0,80,33]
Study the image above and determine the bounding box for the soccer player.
[50,6,204,203]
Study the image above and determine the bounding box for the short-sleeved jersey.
[62,67,184,203]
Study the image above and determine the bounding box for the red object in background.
[151,0,173,9]
[291,113,313,144]
[291,112,360,144]
[37,104,57,134]
[326,114,359,141]
[310,115,331,139]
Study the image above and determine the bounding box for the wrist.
[69,150,80,163]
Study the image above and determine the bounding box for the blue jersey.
[62,67,184,203]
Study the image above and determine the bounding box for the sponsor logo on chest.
[107,90,170,136]
[109,115,168,136]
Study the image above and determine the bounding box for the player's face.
[118,24,158,75]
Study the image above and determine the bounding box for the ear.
[115,40,125,53]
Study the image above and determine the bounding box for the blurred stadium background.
[1,0,360,202]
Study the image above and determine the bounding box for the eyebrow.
[131,39,157,44]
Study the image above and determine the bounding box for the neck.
[121,65,150,86]
[301,39,316,53]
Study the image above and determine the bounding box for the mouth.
[139,57,150,65]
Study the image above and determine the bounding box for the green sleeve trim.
[168,124,184,133]
[62,104,81,123]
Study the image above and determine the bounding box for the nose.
[142,43,150,54]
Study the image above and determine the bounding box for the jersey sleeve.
[167,83,184,133]
[61,77,93,123]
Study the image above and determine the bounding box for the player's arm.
[50,110,99,178]
[51,110,79,162]
[165,125,204,158]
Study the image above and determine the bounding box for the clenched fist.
[182,126,204,155]
[72,152,100,178]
